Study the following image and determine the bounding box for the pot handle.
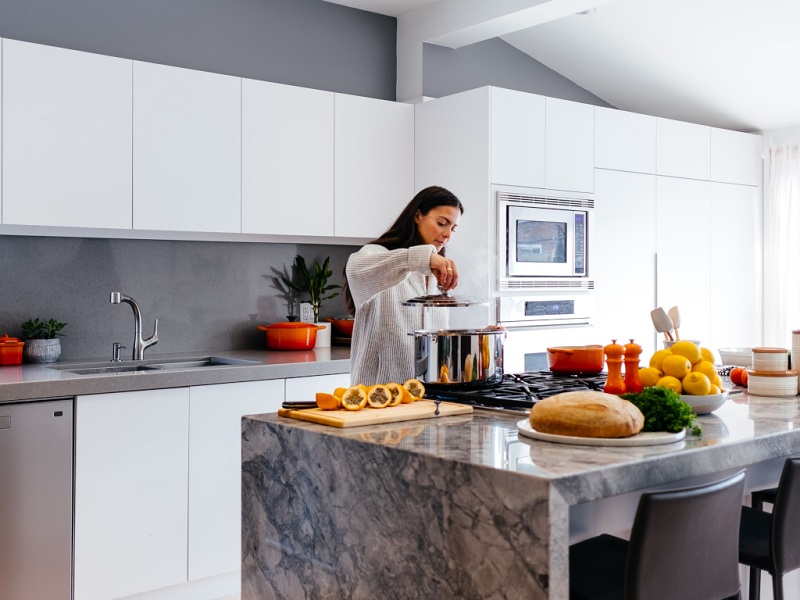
[257,325,268,331]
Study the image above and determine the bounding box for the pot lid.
[0,334,24,346]
[402,294,489,307]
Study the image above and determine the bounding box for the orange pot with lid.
[0,334,25,366]
[546,345,605,374]
[258,322,324,350]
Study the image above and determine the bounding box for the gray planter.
[23,338,62,364]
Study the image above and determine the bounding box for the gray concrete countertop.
[0,347,351,403]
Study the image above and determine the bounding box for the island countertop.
[241,391,800,599]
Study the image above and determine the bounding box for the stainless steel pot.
[410,328,505,387]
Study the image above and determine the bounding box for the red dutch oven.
[258,322,324,350]
[546,345,605,374]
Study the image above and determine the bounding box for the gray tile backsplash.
[0,235,356,360]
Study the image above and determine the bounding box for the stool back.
[625,470,745,600]
[772,457,800,575]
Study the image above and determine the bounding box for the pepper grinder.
[604,339,626,394]
[624,339,644,393]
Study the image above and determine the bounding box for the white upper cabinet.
[490,87,546,188]
[656,118,711,180]
[546,97,595,193]
[710,128,762,186]
[0,40,3,223]
[334,94,414,239]
[133,61,241,233]
[595,107,657,174]
[242,80,334,236]
[2,39,133,228]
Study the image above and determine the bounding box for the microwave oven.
[497,190,594,292]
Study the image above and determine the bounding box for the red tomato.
[730,367,744,386]
[741,369,750,387]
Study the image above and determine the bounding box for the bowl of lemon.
[640,340,729,414]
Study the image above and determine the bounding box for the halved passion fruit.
[403,378,425,401]
[341,386,368,411]
[366,384,392,408]
[384,382,409,406]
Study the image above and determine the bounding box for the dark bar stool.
[739,457,800,600]
[569,470,745,600]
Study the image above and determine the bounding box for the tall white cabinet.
[2,39,133,229]
[334,94,414,239]
[133,61,241,234]
[242,80,334,236]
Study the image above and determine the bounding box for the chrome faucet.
[110,292,159,360]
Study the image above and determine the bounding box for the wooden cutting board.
[278,400,473,428]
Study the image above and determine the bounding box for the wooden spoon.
[650,307,674,341]
[668,306,681,341]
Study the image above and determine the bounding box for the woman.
[343,186,464,386]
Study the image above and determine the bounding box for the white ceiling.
[324,0,800,133]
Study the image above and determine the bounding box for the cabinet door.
[2,39,133,228]
[285,373,352,401]
[188,380,285,581]
[710,128,762,187]
[594,170,658,359]
[656,177,712,346]
[657,118,711,180]
[334,94,414,239]
[74,388,190,599]
[242,80,334,236]
[709,182,762,350]
[490,88,546,188]
[546,97,594,193]
[595,107,657,174]
[133,61,241,233]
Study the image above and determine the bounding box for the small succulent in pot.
[20,318,67,363]
[280,256,341,324]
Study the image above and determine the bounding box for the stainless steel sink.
[56,356,260,376]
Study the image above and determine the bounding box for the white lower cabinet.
[285,372,352,401]
[74,388,190,600]
[187,380,284,581]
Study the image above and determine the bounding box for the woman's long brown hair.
[342,185,463,315]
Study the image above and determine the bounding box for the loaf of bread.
[529,391,644,438]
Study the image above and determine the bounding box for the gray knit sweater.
[346,244,448,386]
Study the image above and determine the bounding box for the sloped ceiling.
[324,0,800,133]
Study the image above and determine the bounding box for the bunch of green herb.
[621,386,701,435]
[21,318,67,340]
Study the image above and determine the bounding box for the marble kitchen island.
[242,392,800,599]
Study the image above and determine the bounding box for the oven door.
[505,204,585,278]
[498,293,595,328]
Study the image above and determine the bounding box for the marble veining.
[242,392,800,599]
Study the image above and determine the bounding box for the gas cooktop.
[424,371,608,412]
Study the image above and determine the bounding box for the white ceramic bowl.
[680,390,729,415]
[718,348,753,367]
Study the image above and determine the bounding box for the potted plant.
[280,256,341,347]
[20,318,67,363]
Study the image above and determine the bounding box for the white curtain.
[763,145,800,347]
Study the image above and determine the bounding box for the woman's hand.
[430,253,458,291]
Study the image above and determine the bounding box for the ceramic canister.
[747,369,798,397]
[752,347,790,372]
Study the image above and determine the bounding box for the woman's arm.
[346,244,435,308]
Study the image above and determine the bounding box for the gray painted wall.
[0,236,355,360]
[0,0,397,100]
[424,38,614,107]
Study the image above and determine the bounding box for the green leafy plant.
[21,318,67,340]
[280,256,341,323]
[621,386,701,435]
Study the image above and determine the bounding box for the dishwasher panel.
[0,398,74,600]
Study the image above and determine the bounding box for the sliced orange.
[333,387,347,399]
[315,392,340,410]
[403,378,425,401]
[366,384,392,408]
[385,382,410,406]
[439,364,451,383]
[341,386,368,411]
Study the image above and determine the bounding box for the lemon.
[649,349,673,371]
[700,347,715,364]
[682,372,711,396]
[709,384,721,395]
[639,367,663,388]
[711,373,723,389]
[662,354,692,379]
[670,340,702,364]
[691,360,718,380]
[657,376,683,394]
